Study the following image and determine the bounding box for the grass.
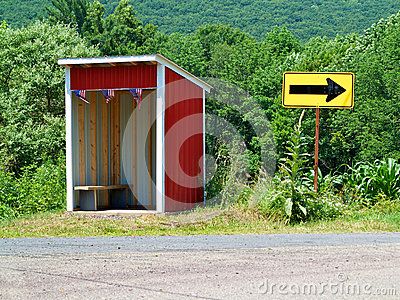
[0,203,399,238]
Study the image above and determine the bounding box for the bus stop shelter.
[58,54,211,213]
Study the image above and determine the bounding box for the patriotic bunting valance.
[101,89,115,104]
[129,88,143,109]
[72,88,144,109]
[73,90,89,104]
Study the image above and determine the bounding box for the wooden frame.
[65,68,74,211]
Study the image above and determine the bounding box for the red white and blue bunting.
[72,89,143,107]
[73,90,89,104]
[101,89,115,103]
[129,88,143,110]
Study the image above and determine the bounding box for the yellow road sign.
[282,72,355,108]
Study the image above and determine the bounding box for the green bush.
[251,177,343,223]
[251,178,289,222]
[369,196,400,214]
[0,170,17,220]
[305,192,344,222]
[16,158,66,215]
[0,157,66,220]
[0,204,15,221]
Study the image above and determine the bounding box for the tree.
[195,24,253,62]
[101,0,145,55]
[0,21,7,30]
[326,12,400,165]
[136,23,167,55]
[0,21,99,172]
[158,32,206,76]
[47,0,89,33]
[82,0,104,46]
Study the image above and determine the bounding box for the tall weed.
[251,111,344,223]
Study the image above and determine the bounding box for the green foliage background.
[0,0,399,221]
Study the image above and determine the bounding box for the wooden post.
[89,92,97,185]
[314,107,320,192]
[78,100,86,185]
[101,95,109,207]
[111,93,121,185]
[65,67,74,211]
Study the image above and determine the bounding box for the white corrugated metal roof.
[58,54,211,92]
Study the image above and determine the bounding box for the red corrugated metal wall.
[165,67,204,212]
[70,65,157,90]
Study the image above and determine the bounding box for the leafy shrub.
[0,204,15,221]
[251,178,290,222]
[16,157,66,215]
[252,177,344,223]
[0,157,66,220]
[369,196,400,214]
[0,169,17,220]
[305,169,342,194]
[305,192,344,221]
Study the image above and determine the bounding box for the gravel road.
[0,233,399,299]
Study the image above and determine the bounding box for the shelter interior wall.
[71,90,156,210]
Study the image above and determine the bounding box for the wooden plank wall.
[111,93,121,185]
[75,90,157,210]
[100,94,109,207]
[89,92,97,185]
[78,101,86,186]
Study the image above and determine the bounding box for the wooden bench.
[74,185,130,211]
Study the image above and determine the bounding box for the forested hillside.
[0,0,399,40]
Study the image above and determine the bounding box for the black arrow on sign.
[289,78,346,102]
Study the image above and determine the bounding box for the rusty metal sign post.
[282,72,355,192]
[313,108,320,192]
